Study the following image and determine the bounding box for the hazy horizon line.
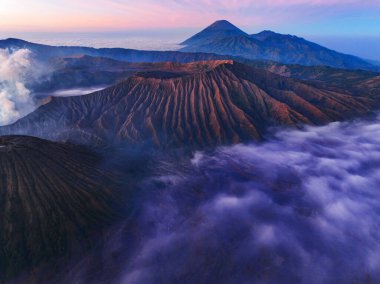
[1,29,380,61]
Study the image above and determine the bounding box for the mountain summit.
[207,20,246,31]
[181,20,247,46]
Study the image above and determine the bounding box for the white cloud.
[119,114,380,283]
[0,49,38,126]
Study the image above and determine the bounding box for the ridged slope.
[0,136,121,279]
[0,61,372,147]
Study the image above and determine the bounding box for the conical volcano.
[181,20,248,46]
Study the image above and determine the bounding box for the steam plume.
[0,48,42,126]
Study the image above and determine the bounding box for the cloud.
[0,48,43,126]
[14,114,380,284]
[118,114,380,283]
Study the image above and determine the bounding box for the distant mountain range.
[1,24,379,73]
[180,20,378,71]
[0,60,372,148]
[0,38,224,63]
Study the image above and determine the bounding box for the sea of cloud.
[119,115,380,284]
[43,114,380,284]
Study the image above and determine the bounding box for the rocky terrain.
[33,56,231,93]
[0,136,124,280]
[32,54,380,99]
[0,60,372,147]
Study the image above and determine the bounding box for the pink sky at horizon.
[0,0,379,36]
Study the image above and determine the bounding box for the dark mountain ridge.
[1,29,378,72]
[180,20,378,71]
[0,38,225,63]
[32,54,380,98]
[0,135,124,280]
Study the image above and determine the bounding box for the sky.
[0,0,380,59]
[1,0,379,35]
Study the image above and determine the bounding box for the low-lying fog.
[50,86,107,97]
[51,114,380,284]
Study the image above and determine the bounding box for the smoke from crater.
[0,48,45,126]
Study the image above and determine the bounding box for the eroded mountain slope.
[0,136,123,280]
[0,61,372,147]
